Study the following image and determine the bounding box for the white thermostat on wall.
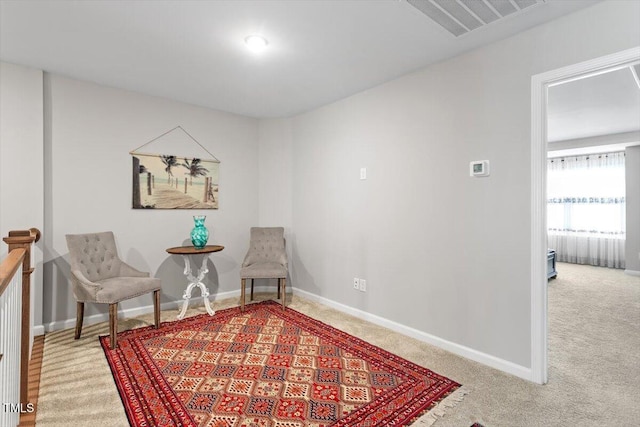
[470,160,490,177]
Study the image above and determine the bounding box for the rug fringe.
[413,386,469,426]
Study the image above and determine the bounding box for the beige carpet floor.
[35,263,640,426]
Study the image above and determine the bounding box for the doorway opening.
[530,46,640,384]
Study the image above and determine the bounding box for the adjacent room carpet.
[101,301,462,426]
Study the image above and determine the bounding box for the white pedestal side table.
[166,245,224,320]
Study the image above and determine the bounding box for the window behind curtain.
[547,151,625,268]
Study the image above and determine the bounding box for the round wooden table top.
[166,245,224,255]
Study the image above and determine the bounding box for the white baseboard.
[293,288,532,382]
[624,269,640,277]
[33,324,45,336]
[42,287,273,333]
[43,288,242,332]
[41,285,532,382]
[44,300,178,332]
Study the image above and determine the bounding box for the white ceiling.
[0,0,600,118]
[547,65,640,142]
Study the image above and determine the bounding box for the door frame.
[530,46,640,384]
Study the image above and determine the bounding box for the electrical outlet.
[353,278,360,290]
[360,279,366,292]
[360,167,367,180]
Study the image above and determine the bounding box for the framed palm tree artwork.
[132,153,219,209]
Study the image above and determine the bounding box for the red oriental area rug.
[101,301,461,427]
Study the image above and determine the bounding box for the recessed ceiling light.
[244,35,268,52]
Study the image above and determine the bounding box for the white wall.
[0,61,44,335]
[548,131,640,155]
[259,0,640,373]
[626,145,640,274]
[258,118,293,229]
[43,74,260,329]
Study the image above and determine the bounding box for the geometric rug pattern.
[101,301,460,426]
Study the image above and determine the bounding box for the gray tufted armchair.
[65,231,161,349]
[240,227,288,310]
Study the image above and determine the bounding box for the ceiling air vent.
[406,0,546,37]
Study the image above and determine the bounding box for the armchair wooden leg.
[281,278,286,310]
[250,279,254,301]
[153,290,160,329]
[241,278,246,311]
[75,302,84,339]
[109,303,118,350]
[277,279,281,299]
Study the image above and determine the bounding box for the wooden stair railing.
[1,228,40,409]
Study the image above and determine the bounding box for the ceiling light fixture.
[244,35,268,52]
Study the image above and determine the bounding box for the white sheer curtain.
[547,152,626,268]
